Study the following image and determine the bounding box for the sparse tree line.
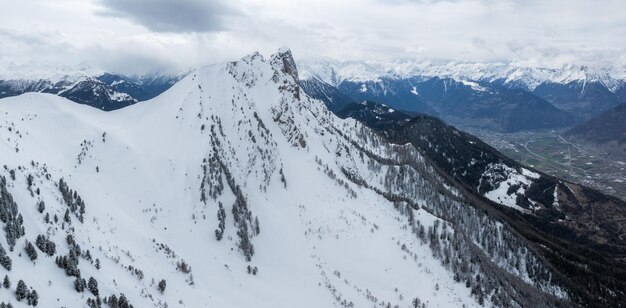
[215,202,226,240]
[58,178,86,223]
[200,151,224,203]
[102,293,133,308]
[0,176,25,250]
[77,139,94,165]
[314,156,357,199]
[205,131,260,262]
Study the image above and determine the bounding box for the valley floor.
[466,128,626,201]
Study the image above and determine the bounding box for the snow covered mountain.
[300,60,625,124]
[302,74,576,132]
[0,49,623,307]
[299,59,625,92]
[0,72,182,111]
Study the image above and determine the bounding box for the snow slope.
[0,49,566,307]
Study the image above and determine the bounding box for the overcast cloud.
[1,0,625,75]
[97,0,236,32]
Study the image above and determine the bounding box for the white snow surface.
[459,80,487,92]
[0,51,484,307]
[481,164,538,212]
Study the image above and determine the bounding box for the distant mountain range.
[299,59,625,93]
[2,60,624,132]
[0,72,183,111]
[300,60,626,132]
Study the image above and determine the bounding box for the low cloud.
[472,37,494,54]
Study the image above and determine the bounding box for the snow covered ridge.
[0,48,571,307]
[299,59,626,91]
[0,71,182,111]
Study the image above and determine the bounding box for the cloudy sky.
[1,0,625,74]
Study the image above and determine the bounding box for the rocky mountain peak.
[271,47,299,83]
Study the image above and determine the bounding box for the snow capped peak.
[550,63,622,91]
[298,58,395,86]
[299,58,625,91]
[459,80,487,92]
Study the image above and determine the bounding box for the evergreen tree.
[64,209,71,223]
[74,278,86,293]
[215,203,226,241]
[24,241,37,261]
[37,201,45,214]
[26,174,33,191]
[2,275,9,289]
[176,260,191,273]
[237,225,254,262]
[118,294,131,308]
[0,249,11,271]
[87,298,97,308]
[15,280,27,301]
[157,279,166,293]
[87,277,98,296]
[108,295,118,308]
[35,235,56,256]
[27,289,38,306]
[84,249,92,261]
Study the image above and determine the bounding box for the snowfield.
[0,49,566,307]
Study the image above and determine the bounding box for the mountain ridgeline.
[565,102,626,152]
[0,50,624,307]
[300,61,626,132]
[0,72,181,111]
